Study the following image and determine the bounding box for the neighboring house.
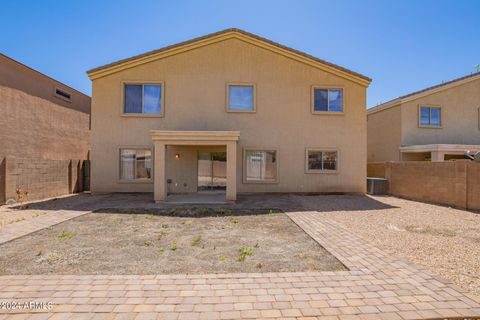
[87,29,371,202]
[0,54,91,161]
[367,73,480,162]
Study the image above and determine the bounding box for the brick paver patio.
[0,207,480,319]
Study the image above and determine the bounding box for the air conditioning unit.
[367,177,388,195]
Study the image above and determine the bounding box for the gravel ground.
[323,196,480,296]
[0,210,345,274]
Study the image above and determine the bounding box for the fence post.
[0,157,5,205]
[385,162,392,194]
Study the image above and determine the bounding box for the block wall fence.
[0,157,89,205]
[367,160,480,211]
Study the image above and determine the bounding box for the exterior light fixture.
[175,153,180,160]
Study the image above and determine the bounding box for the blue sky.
[1,0,479,108]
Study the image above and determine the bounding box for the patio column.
[226,141,237,201]
[154,142,167,202]
[431,151,445,161]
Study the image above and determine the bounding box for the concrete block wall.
[467,162,480,210]
[0,158,5,204]
[0,157,87,204]
[371,161,480,211]
[367,162,386,178]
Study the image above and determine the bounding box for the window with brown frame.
[306,149,338,172]
[119,149,152,181]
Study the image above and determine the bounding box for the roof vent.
[55,88,71,101]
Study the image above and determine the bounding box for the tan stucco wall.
[0,55,91,160]
[367,105,401,162]
[0,86,91,160]
[367,77,480,162]
[90,37,367,193]
[401,78,480,146]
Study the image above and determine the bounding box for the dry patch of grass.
[0,208,346,275]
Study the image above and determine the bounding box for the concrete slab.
[166,192,227,204]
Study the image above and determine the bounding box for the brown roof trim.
[0,53,90,98]
[369,72,480,112]
[86,28,371,82]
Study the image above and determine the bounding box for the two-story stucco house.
[367,73,480,162]
[87,29,371,202]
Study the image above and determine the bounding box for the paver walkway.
[0,210,88,245]
[0,211,479,319]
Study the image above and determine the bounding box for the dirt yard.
[0,208,346,274]
[324,196,480,296]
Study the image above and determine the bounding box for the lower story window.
[119,149,152,181]
[244,150,277,182]
[306,149,338,172]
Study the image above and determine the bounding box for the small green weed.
[171,241,177,251]
[144,240,153,247]
[157,231,168,239]
[229,216,239,224]
[159,247,165,252]
[36,250,43,256]
[218,256,226,261]
[57,231,74,239]
[161,223,169,229]
[145,214,155,220]
[238,247,254,262]
[191,236,203,247]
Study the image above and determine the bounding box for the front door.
[197,152,227,191]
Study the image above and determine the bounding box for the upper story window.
[419,105,441,127]
[55,88,71,102]
[124,83,163,115]
[312,88,343,113]
[227,84,255,112]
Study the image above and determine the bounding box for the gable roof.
[86,28,371,86]
[368,72,480,115]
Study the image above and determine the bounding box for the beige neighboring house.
[368,72,480,162]
[87,29,371,202]
[0,54,91,161]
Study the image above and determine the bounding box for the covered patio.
[400,143,480,161]
[150,130,240,202]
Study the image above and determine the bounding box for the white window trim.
[305,148,340,174]
[121,81,165,118]
[242,148,279,184]
[311,85,345,115]
[117,146,154,183]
